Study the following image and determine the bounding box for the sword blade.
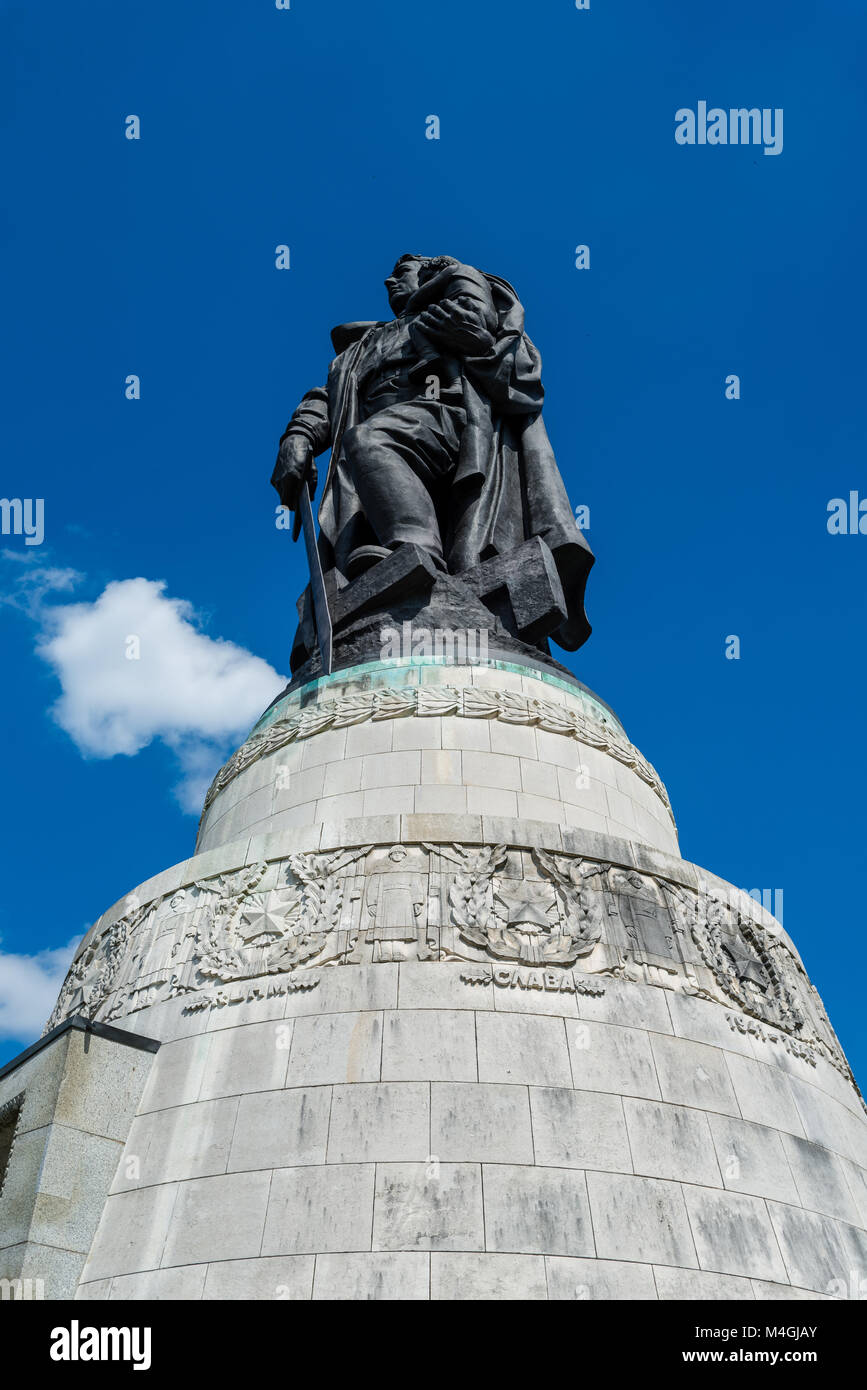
[296,481,333,675]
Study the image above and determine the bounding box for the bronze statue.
[272,254,593,678]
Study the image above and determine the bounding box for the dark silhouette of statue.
[272,254,593,679]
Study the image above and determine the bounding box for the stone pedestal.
[5,658,866,1300]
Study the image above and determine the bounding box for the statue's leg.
[342,401,464,566]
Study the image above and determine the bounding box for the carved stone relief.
[198,684,673,834]
[42,843,858,1091]
[0,1092,25,1200]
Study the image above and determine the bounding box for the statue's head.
[385,253,461,314]
[385,254,425,315]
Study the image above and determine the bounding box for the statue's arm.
[414,264,497,355]
[440,266,497,332]
[271,387,331,510]
[280,387,332,455]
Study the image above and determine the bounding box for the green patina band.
[251,656,623,738]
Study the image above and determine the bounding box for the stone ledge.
[71,1254,839,1301]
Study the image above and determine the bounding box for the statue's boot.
[344,544,392,579]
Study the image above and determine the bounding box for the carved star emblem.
[724,938,767,989]
[496,886,556,934]
[238,891,299,946]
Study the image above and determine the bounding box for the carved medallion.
[443,844,602,966]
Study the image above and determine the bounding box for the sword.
[291,465,333,675]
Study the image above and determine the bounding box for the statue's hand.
[271,434,317,510]
[415,297,495,355]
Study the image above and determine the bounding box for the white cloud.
[3,562,286,812]
[169,736,238,815]
[0,552,82,617]
[38,577,285,755]
[0,938,80,1042]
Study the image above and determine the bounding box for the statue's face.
[385,258,422,315]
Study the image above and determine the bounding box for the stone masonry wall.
[73,964,867,1300]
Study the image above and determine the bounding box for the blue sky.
[1,0,865,1077]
